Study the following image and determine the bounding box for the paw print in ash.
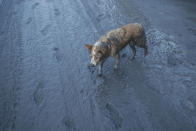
[33,81,45,106]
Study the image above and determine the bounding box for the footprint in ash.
[54,8,61,16]
[105,103,123,129]
[53,47,63,62]
[40,24,51,36]
[26,17,33,24]
[62,116,78,131]
[33,81,44,106]
[32,2,39,9]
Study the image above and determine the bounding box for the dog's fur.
[85,23,148,76]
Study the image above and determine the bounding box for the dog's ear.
[85,44,93,52]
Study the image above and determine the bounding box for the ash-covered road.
[0,0,196,131]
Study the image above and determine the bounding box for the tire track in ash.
[0,0,25,130]
[14,0,73,130]
[51,0,108,130]
[0,0,13,54]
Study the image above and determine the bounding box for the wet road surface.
[0,0,196,131]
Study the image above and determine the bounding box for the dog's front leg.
[98,61,104,76]
[114,54,119,69]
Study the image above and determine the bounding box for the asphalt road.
[0,0,196,131]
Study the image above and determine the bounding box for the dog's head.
[85,42,107,66]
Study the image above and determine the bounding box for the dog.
[85,23,148,76]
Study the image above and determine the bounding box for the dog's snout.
[90,59,97,66]
[88,63,95,68]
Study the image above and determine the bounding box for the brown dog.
[85,23,148,76]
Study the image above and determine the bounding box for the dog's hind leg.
[144,45,148,56]
[139,44,148,57]
[129,43,136,60]
[140,35,148,56]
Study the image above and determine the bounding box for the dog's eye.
[94,56,99,60]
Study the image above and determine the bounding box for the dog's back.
[99,23,146,53]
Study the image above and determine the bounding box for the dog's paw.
[114,65,118,70]
[130,56,135,61]
[98,73,102,77]
[87,65,95,74]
